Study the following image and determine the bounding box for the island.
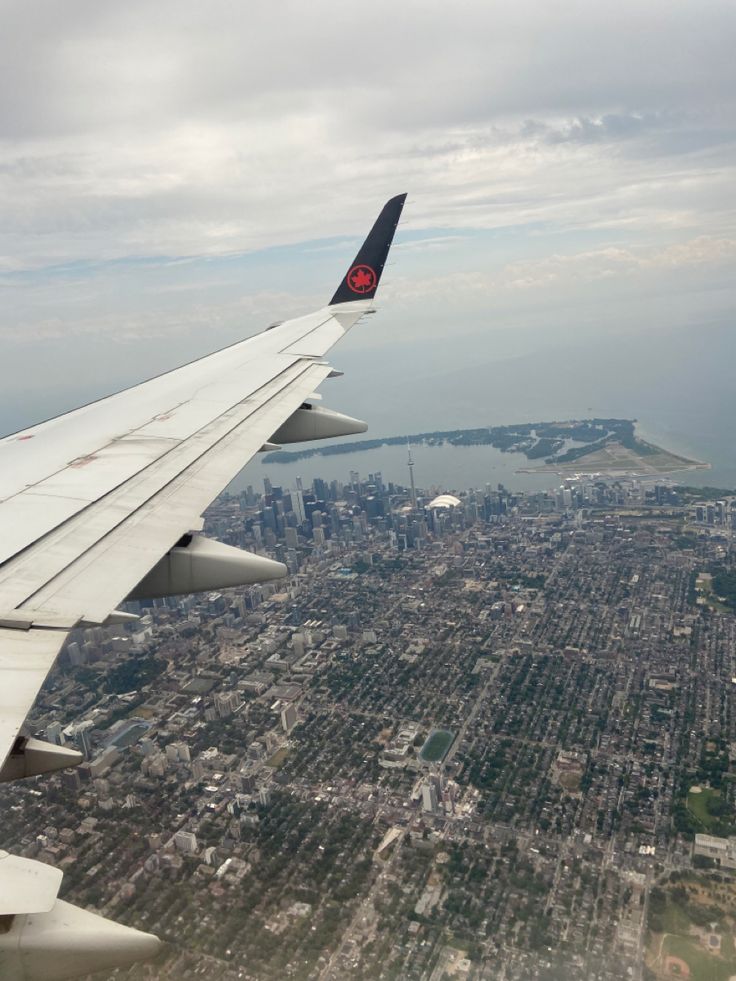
[262,418,708,477]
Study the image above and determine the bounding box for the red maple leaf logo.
[347,265,376,294]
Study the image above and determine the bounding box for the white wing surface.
[0,194,406,980]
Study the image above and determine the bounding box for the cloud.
[0,0,734,415]
[499,236,736,287]
[377,235,736,307]
[0,1,733,263]
[527,112,662,146]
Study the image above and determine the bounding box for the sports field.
[419,729,455,763]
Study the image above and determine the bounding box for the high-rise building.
[239,771,256,793]
[421,781,440,814]
[78,727,93,761]
[165,743,190,765]
[173,830,198,854]
[66,641,86,666]
[88,747,119,779]
[46,721,65,746]
[142,753,168,778]
[61,769,82,793]
[281,704,298,733]
[291,486,307,525]
[214,691,241,718]
[444,781,456,815]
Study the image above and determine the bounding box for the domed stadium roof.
[428,494,461,509]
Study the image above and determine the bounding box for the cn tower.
[407,443,417,511]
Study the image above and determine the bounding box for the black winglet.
[329,193,407,305]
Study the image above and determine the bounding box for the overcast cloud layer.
[0,0,734,427]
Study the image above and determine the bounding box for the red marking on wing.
[69,454,99,469]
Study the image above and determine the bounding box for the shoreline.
[517,462,711,477]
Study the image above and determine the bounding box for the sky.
[0,0,734,434]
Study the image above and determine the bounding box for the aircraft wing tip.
[329,193,407,306]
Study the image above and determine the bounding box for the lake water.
[232,441,574,496]
[229,429,720,498]
[5,318,731,500]
[228,320,736,497]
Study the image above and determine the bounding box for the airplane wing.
[0,193,406,979]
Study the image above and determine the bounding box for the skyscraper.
[46,721,64,746]
[292,487,306,525]
[281,704,298,733]
[174,830,198,854]
[421,780,440,814]
[407,444,417,511]
[78,727,92,761]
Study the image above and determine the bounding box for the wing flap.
[0,627,68,770]
[18,437,177,504]
[5,361,330,624]
[279,304,371,357]
[0,496,90,566]
[0,853,63,914]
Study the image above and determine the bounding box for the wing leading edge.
[0,193,407,980]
